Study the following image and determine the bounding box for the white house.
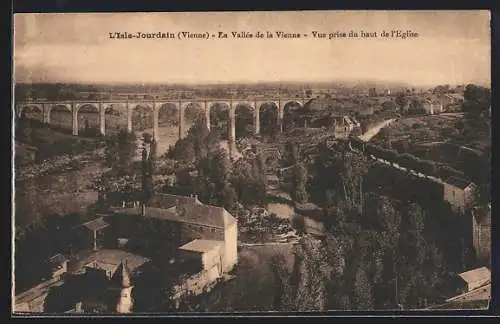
[179,239,224,273]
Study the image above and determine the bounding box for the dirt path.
[358,118,396,142]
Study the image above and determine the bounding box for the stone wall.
[171,265,222,301]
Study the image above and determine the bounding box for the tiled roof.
[47,253,67,266]
[110,196,236,229]
[430,298,489,310]
[15,277,64,305]
[82,217,110,232]
[446,283,490,304]
[71,249,150,277]
[179,239,223,254]
[458,267,491,288]
[149,193,201,209]
[444,176,473,189]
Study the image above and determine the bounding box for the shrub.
[397,153,419,170]
[384,149,398,161]
[437,165,465,180]
[417,159,437,176]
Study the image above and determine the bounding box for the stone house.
[422,99,444,115]
[14,249,151,314]
[331,115,360,137]
[442,176,477,213]
[111,193,238,274]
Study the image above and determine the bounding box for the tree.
[417,159,437,176]
[104,130,137,173]
[398,153,418,171]
[381,100,397,111]
[284,141,300,166]
[407,203,426,240]
[196,148,234,207]
[352,262,374,310]
[292,162,308,204]
[271,237,337,311]
[395,93,409,113]
[234,107,254,138]
[167,116,218,163]
[463,84,490,119]
[142,142,154,205]
[175,168,194,188]
[231,159,266,205]
[270,254,296,311]
[339,151,368,211]
[376,196,401,241]
[221,184,237,211]
[149,139,157,175]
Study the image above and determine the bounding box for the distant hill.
[305,96,383,114]
[15,79,412,92]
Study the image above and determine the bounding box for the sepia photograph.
[12,10,491,314]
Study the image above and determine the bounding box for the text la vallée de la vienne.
[108,30,419,40]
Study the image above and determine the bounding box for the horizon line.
[14,79,488,88]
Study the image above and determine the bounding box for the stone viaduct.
[15,98,307,142]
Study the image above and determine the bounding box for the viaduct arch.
[15,98,306,143]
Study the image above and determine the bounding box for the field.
[373,113,465,144]
[306,96,390,115]
[370,112,490,181]
[371,112,488,157]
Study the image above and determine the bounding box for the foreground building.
[14,249,150,314]
[429,267,491,310]
[14,193,238,314]
[111,193,238,274]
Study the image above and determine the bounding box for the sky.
[13,11,491,86]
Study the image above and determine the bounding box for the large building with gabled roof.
[110,193,238,274]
